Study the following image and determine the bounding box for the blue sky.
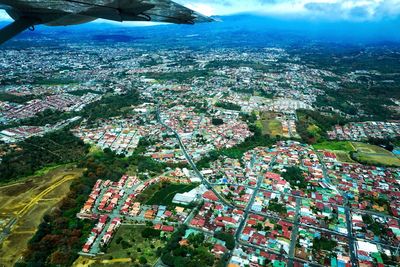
[1,0,400,22]
[182,0,400,20]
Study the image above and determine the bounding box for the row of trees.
[215,101,242,111]
[0,130,89,183]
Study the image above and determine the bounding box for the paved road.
[317,152,358,267]
[288,197,301,267]
[238,239,324,267]
[156,106,234,209]
[156,106,396,266]
[235,156,276,241]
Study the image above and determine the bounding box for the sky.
[0,0,400,23]
[182,0,400,20]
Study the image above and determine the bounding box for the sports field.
[0,165,83,266]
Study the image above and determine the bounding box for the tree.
[139,256,147,264]
[212,118,224,126]
[188,233,205,246]
[312,237,337,251]
[214,231,235,250]
[282,166,307,189]
[141,227,161,239]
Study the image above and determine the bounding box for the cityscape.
[0,5,400,267]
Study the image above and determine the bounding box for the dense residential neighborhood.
[0,42,399,267]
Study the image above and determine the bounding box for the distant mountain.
[1,14,400,47]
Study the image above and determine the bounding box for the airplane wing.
[0,17,38,45]
[69,0,215,24]
[0,0,213,45]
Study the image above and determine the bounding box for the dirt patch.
[2,180,35,196]
[0,165,84,267]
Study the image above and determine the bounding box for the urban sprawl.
[0,45,399,267]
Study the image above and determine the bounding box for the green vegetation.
[197,121,278,168]
[104,225,166,265]
[268,198,287,215]
[135,156,186,177]
[296,109,346,144]
[144,183,198,206]
[80,88,140,123]
[361,214,386,235]
[145,70,210,82]
[312,237,337,251]
[215,101,242,111]
[67,90,101,96]
[258,112,283,137]
[21,109,74,127]
[214,231,235,250]
[282,166,308,189]
[197,134,276,168]
[34,77,78,86]
[0,109,78,132]
[351,142,400,167]
[316,82,398,121]
[0,130,89,183]
[313,141,355,152]
[334,151,357,163]
[211,118,224,126]
[0,93,36,104]
[104,138,187,179]
[22,149,130,266]
[141,227,162,239]
[160,226,217,267]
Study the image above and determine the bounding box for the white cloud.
[0,10,10,21]
[177,0,400,20]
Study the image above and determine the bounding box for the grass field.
[0,165,84,266]
[258,112,283,137]
[334,151,357,163]
[94,225,166,266]
[312,141,356,163]
[352,142,400,167]
[145,183,198,206]
[313,141,355,152]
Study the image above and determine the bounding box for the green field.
[352,142,400,167]
[313,141,355,152]
[334,151,357,163]
[145,183,198,206]
[101,225,166,265]
[258,112,283,136]
[312,141,400,166]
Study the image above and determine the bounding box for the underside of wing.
[3,0,213,24]
[133,0,214,24]
[0,17,38,45]
[55,0,214,24]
